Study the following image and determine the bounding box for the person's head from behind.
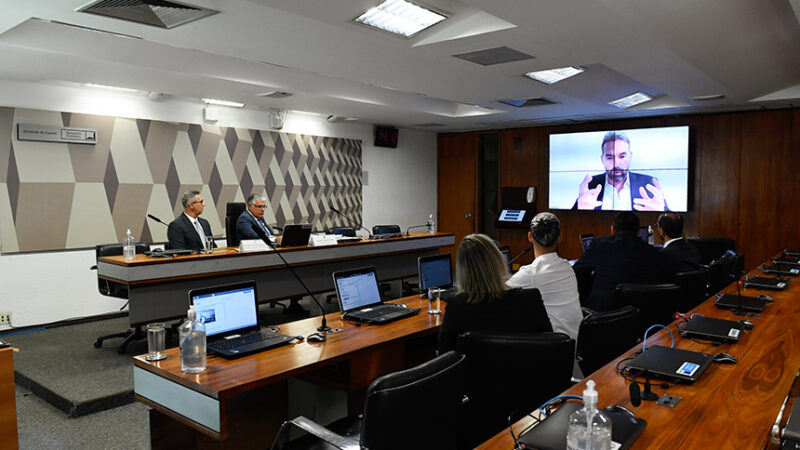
[657,213,684,240]
[455,233,508,304]
[601,131,632,185]
[529,212,561,252]
[181,190,204,217]
[612,211,639,235]
[246,193,268,219]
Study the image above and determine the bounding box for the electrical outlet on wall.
[0,313,11,326]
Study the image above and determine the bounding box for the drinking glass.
[427,288,442,315]
[205,236,215,254]
[145,323,167,361]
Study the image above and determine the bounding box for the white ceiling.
[2,0,800,132]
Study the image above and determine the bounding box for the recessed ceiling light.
[202,98,245,108]
[354,0,447,38]
[84,83,140,93]
[609,91,652,109]
[524,66,585,85]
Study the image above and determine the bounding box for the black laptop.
[333,266,420,324]
[189,281,296,359]
[623,345,715,383]
[499,245,513,273]
[278,224,312,247]
[743,275,788,290]
[418,254,452,295]
[760,264,800,276]
[679,316,744,343]
[714,293,767,312]
[579,233,594,252]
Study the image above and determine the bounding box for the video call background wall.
[0,107,362,253]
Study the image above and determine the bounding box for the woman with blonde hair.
[437,233,552,353]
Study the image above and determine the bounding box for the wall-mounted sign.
[17,123,97,145]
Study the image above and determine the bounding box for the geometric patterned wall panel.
[0,107,362,253]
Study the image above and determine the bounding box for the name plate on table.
[18,123,98,144]
[309,234,339,247]
[239,239,272,253]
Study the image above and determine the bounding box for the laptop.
[278,224,312,247]
[743,275,788,290]
[623,345,714,383]
[499,245,513,273]
[714,293,767,312]
[679,316,744,343]
[418,254,452,294]
[773,257,800,267]
[579,233,594,252]
[189,281,296,359]
[518,401,647,450]
[333,266,420,324]
[760,264,800,276]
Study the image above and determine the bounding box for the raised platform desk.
[98,232,454,326]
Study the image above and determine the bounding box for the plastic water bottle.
[427,213,435,234]
[123,229,135,261]
[179,306,207,373]
[647,225,655,246]
[566,380,612,450]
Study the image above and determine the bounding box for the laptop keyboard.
[213,329,288,350]
[355,304,404,319]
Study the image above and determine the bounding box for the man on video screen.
[573,131,667,211]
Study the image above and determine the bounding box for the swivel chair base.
[94,325,145,354]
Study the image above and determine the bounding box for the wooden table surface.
[479,254,800,449]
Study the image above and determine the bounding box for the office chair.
[91,242,150,354]
[371,224,401,236]
[612,283,681,337]
[326,227,356,237]
[225,202,247,247]
[576,305,641,376]
[685,237,736,266]
[706,251,740,296]
[270,351,466,450]
[674,269,709,312]
[456,330,575,449]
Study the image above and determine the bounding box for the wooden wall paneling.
[737,110,793,265]
[784,110,800,251]
[437,133,479,260]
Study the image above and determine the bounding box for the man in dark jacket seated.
[657,213,702,272]
[236,193,274,242]
[572,212,676,312]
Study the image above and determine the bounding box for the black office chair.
[674,269,709,312]
[573,266,594,306]
[326,227,356,237]
[686,237,736,266]
[456,330,575,449]
[91,242,150,354]
[225,202,247,247]
[706,250,740,296]
[372,224,401,236]
[612,283,681,338]
[576,305,641,376]
[270,351,466,450]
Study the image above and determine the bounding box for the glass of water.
[145,323,167,361]
[205,236,214,254]
[427,288,442,315]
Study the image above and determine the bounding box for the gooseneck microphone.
[406,219,432,236]
[329,206,372,238]
[730,271,746,317]
[250,223,331,332]
[509,247,532,265]
[147,214,169,226]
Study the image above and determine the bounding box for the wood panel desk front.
[98,232,454,326]
[479,255,800,449]
[133,296,441,448]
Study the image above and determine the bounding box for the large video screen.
[549,126,689,212]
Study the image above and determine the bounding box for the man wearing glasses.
[167,190,216,251]
[236,193,274,242]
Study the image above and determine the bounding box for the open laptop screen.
[419,254,452,291]
[499,245,512,273]
[191,283,258,337]
[579,234,594,252]
[334,268,382,311]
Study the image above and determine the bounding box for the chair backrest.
[327,226,356,237]
[706,250,740,296]
[456,330,575,449]
[612,283,680,337]
[674,269,709,312]
[225,202,247,247]
[372,224,401,235]
[576,305,641,376]
[360,351,466,450]
[95,243,149,298]
[685,237,736,266]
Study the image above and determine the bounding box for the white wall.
[0,81,437,329]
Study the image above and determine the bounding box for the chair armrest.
[580,306,597,317]
[271,416,359,450]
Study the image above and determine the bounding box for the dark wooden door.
[438,133,479,261]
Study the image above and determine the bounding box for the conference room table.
[133,295,442,449]
[479,251,800,449]
[97,232,454,326]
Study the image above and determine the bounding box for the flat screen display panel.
[498,209,526,223]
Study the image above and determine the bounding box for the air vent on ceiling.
[690,94,725,102]
[411,123,445,128]
[498,98,557,108]
[257,91,293,99]
[78,0,218,29]
[452,46,534,66]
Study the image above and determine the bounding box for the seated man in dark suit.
[572,211,675,312]
[236,193,274,242]
[167,190,216,251]
[657,213,702,272]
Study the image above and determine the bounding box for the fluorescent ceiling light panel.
[355,0,447,37]
[525,66,584,85]
[84,83,140,93]
[609,91,652,109]
[202,98,245,108]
